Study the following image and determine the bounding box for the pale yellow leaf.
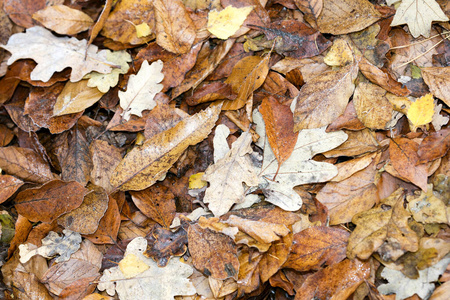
[407,93,434,127]
[207,6,253,39]
[53,80,104,116]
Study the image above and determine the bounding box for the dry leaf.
[293,63,358,131]
[119,60,164,121]
[32,5,93,35]
[89,140,122,194]
[3,0,45,28]
[390,0,449,38]
[153,0,196,54]
[1,26,114,82]
[407,93,435,128]
[202,131,259,216]
[53,80,104,116]
[417,128,450,163]
[0,175,23,204]
[422,67,450,106]
[111,104,221,191]
[407,185,449,224]
[145,226,188,267]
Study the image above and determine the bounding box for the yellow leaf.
[407,94,434,127]
[207,5,253,40]
[135,22,151,37]
[119,253,150,278]
[189,172,207,189]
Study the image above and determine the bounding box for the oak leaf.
[98,237,196,300]
[1,26,115,82]
[202,131,259,216]
[119,60,164,121]
[110,104,221,191]
[390,0,449,38]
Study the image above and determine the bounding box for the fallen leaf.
[293,63,358,131]
[19,230,82,264]
[407,185,449,224]
[207,5,253,39]
[11,272,52,300]
[324,39,354,67]
[32,5,93,35]
[316,0,381,35]
[202,131,259,216]
[390,0,449,38]
[111,104,221,191]
[101,0,155,45]
[421,66,450,106]
[188,223,239,280]
[98,237,196,300]
[418,128,450,163]
[294,0,323,19]
[15,180,88,223]
[378,256,450,300]
[283,226,349,271]
[347,188,419,261]
[222,55,270,110]
[153,0,196,54]
[53,80,104,116]
[407,93,435,128]
[295,259,370,300]
[3,0,45,28]
[390,138,428,191]
[89,140,122,194]
[0,175,23,204]
[1,26,115,82]
[119,60,164,121]
[145,226,188,267]
[323,129,380,157]
[0,146,54,184]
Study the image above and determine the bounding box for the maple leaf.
[202,131,259,217]
[119,60,164,121]
[390,0,449,38]
[1,26,115,82]
[98,237,196,300]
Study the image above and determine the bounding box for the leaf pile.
[0,0,450,299]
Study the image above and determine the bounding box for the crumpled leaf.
[1,26,115,82]
[378,256,450,300]
[86,50,131,93]
[202,131,259,216]
[119,60,164,121]
[347,188,419,261]
[32,5,93,35]
[98,237,196,300]
[207,5,254,39]
[111,104,221,191]
[390,0,449,38]
[19,230,82,264]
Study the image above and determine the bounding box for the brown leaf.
[7,215,32,258]
[146,225,188,267]
[283,226,350,271]
[87,0,113,47]
[260,96,298,166]
[102,0,155,45]
[0,146,54,184]
[57,184,109,234]
[353,82,394,130]
[3,0,45,28]
[293,63,358,131]
[0,124,14,146]
[422,66,450,106]
[144,104,188,140]
[207,43,253,81]
[295,0,323,19]
[323,129,380,158]
[347,188,419,261]
[316,0,381,35]
[4,90,41,132]
[89,140,122,194]
[15,180,88,223]
[53,80,104,116]
[41,240,102,298]
[12,271,53,300]
[153,0,196,54]
[0,175,23,204]
[188,223,239,280]
[171,39,235,99]
[130,184,176,228]
[389,138,428,191]
[60,127,92,186]
[185,81,236,106]
[259,232,293,282]
[237,246,262,296]
[222,55,270,110]
[418,128,450,163]
[110,104,221,191]
[32,5,93,35]
[295,259,370,300]
[326,101,365,131]
[84,192,121,244]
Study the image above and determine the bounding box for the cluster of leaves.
[0,0,449,299]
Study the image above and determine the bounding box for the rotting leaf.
[145,225,188,267]
[111,104,221,191]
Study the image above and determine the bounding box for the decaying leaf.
[1,26,115,82]
[390,0,449,38]
[202,131,259,216]
[19,230,82,264]
[111,104,221,191]
[119,60,164,121]
[98,237,196,300]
